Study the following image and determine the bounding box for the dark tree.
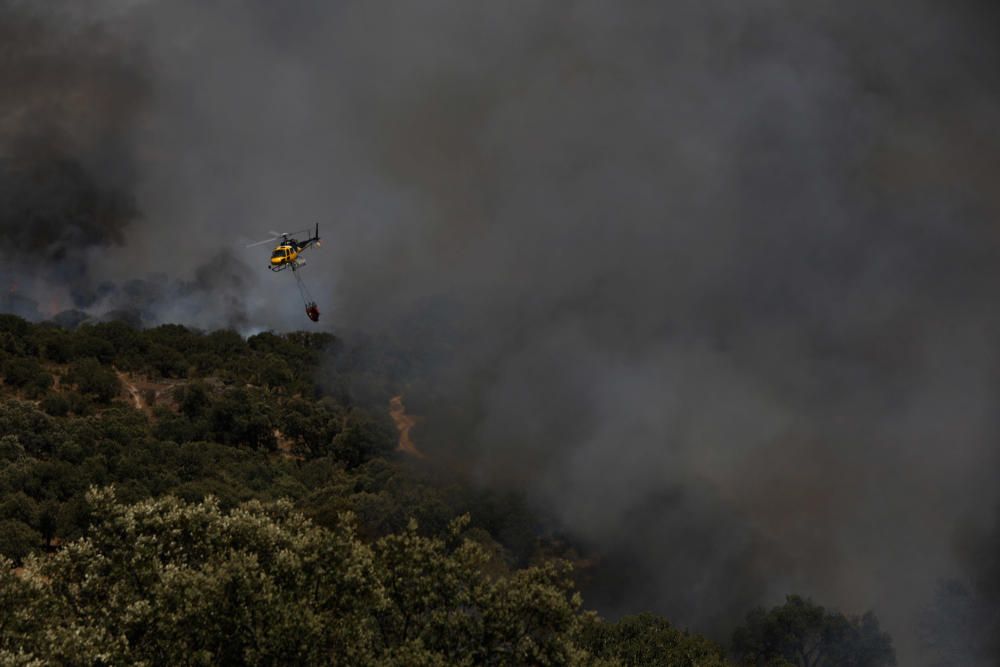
[145,343,188,378]
[66,358,121,404]
[732,595,896,667]
[176,381,211,419]
[0,519,41,563]
[581,612,727,666]
[72,332,116,364]
[41,392,71,417]
[1,357,52,399]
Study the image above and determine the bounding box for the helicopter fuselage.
[257,224,320,272]
[269,243,300,270]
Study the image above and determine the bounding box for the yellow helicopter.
[247,224,321,272]
[246,224,323,321]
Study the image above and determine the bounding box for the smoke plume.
[0,1,259,327]
[0,2,140,302]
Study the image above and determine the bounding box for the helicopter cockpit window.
[272,249,286,258]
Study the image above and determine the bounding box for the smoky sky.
[4,1,1000,663]
[0,1,259,326]
[0,1,139,308]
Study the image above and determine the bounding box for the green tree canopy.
[0,519,41,563]
[66,358,122,404]
[0,489,603,666]
[731,595,895,667]
[581,613,727,666]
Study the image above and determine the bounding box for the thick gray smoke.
[0,1,259,328]
[5,1,1000,663]
[0,1,140,314]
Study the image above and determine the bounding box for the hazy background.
[2,1,1000,662]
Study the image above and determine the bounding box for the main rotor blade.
[246,237,279,248]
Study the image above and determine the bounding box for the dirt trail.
[116,369,144,412]
[273,429,304,461]
[389,395,423,458]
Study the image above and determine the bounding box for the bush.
[0,435,25,461]
[206,329,247,357]
[65,391,94,416]
[258,354,294,389]
[2,357,49,390]
[88,321,145,358]
[36,326,75,363]
[0,519,41,562]
[0,493,39,526]
[0,403,59,456]
[176,382,210,419]
[72,332,116,364]
[144,324,201,355]
[0,314,30,338]
[208,388,276,450]
[581,613,727,666]
[146,344,188,378]
[66,358,121,404]
[329,409,395,468]
[41,393,71,417]
[732,595,896,667]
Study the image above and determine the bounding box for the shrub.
[72,332,116,364]
[66,358,121,404]
[146,344,188,378]
[0,519,41,562]
[2,357,47,389]
[41,393,71,417]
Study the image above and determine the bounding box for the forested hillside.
[0,315,892,665]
